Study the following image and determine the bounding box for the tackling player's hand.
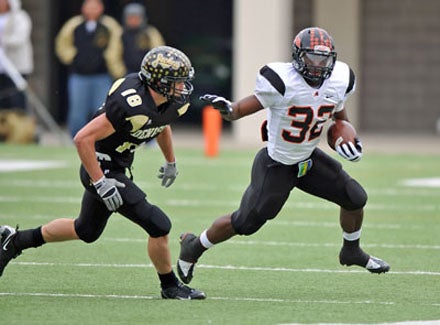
[93,176,126,211]
[336,138,363,162]
[200,94,233,115]
[158,162,178,188]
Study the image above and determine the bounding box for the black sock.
[191,238,207,261]
[158,271,179,289]
[343,238,360,249]
[13,226,45,250]
[341,238,369,266]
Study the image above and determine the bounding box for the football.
[327,119,357,150]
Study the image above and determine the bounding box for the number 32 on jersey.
[282,105,334,143]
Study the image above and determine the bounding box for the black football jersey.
[93,73,190,170]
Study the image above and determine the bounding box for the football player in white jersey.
[177,27,390,285]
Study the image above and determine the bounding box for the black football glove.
[93,176,126,211]
[336,138,363,162]
[200,94,233,115]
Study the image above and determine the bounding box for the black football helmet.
[139,46,195,104]
[292,27,337,86]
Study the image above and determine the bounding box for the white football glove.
[158,162,178,188]
[93,176,126,211]
[199,94,233,115]
[336,138,363,162]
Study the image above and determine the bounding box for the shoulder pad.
[346,68,355,94]
[259,65,286,96]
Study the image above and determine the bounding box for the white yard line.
[280,321,440,325]
[98,237,440,251]
[0,291,392,305]
[0,160,67,172]
[0,196,439,212]
[0,291,438,309]
[10,261,440,276]
[2,179,440,194]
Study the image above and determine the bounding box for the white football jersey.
[254,61,355,165]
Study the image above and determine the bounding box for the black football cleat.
[339,246,390,274]
[161,282,206,300]
[363,256,391,274]
[0,225,22,277]
[177,233,201,284]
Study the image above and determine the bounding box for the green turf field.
[0,143,439,324]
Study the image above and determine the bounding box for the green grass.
[0,143,439,324]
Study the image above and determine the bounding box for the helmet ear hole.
[139,46,195,103]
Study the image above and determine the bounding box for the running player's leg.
[178,148,298,283]
[118,187,205,299]
[0,190,111,277]
[297,148,389,273]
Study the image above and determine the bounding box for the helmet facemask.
[295,47,336,84]
[146,69,195,104]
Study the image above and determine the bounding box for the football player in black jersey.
[0,46,206,299]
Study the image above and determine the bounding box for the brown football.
[327,120,357,150]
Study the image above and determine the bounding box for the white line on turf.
[0,223,435,250]
[1,291,439,310]
[402,178,440,188]
[0,291,414,306]
[280,321,440,325]
[0,196,439,212]
[10,261,440,276]
[99,237,440,250]
[3,179,440,196]
[227,240,440,250]
[0,160,67,172]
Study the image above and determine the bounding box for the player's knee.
[343,179,368,210]
[146,205,171,238]
[74,219,102,243]
[79,233,100,244]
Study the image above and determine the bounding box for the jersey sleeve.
[334,64,356,112]
[254,65,285,108]
[104,96,128,132]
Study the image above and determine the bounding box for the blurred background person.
[0,0,36,144]
[121,2,165,74]
[0,0,33,111]
[55,0,125,138]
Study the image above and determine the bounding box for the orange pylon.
[202,105,222,157]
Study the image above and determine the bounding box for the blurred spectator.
[121,3,165,74]
[55,0,125,138]
[0,0,33,111]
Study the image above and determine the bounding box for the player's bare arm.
[156,125,179,188]
[73,113,115,182]
[156,125,175,163]
[229,95,264,121]
[333,108,349,122]
[200,94,264,121]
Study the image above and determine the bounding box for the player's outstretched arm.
[200,94,264,121]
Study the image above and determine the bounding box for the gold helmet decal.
[139,46,194,104]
